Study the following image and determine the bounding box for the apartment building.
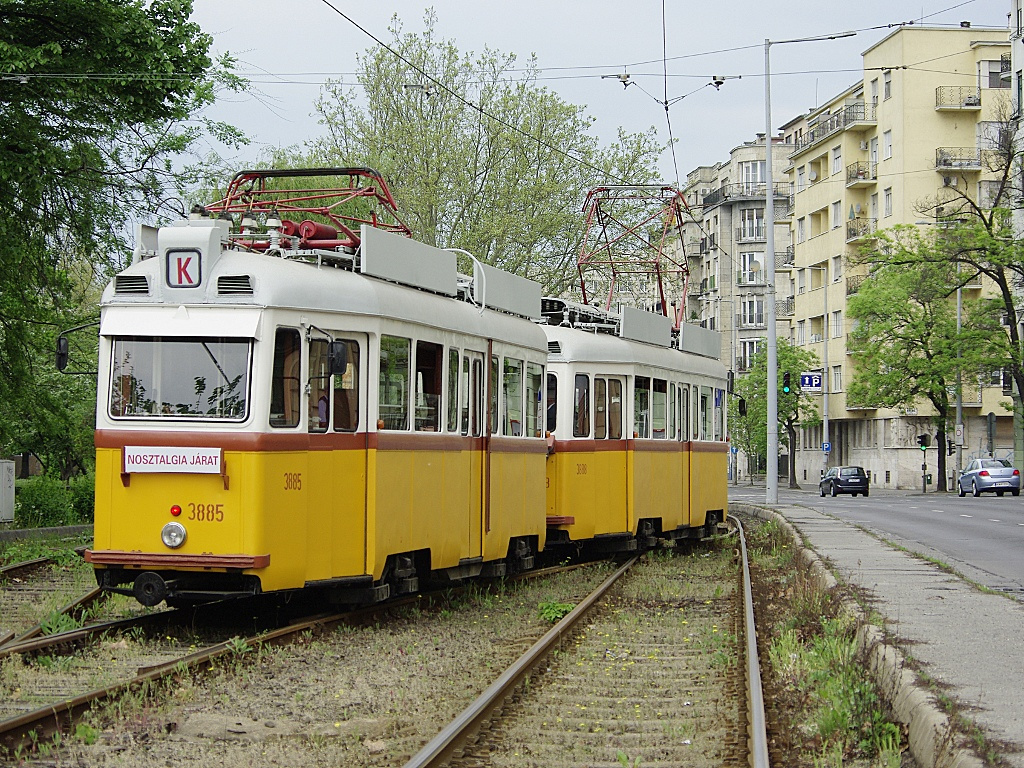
[680,135,795,478]
[783,24,1011,489]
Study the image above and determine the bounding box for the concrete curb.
[0,524,92,543]
[733,503,984,768]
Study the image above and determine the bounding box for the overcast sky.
[190,0,1008,183]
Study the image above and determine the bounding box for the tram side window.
[503,358,524,436]
[594,378,607,439]
[526,362,543,437]
[415,341,443,431]
[379,335,410,430]
[270,328,301,428]
[546,373,558,433]
[573,374,590,437]
[679,385,687,441]
[691,385,699,439]
[669,383,676,440]
[714,387,725,440]
[652,379,668,439]
[473,358,484,437]
[700,386,711,440]
[634,376,651,438]
[490,356,499,435]
[447,349,460,433]
[608,379,622,439]
[308,340,329,433]
[333,340,360,432]
[460,355,470,435]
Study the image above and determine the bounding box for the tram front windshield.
[109,337,251,420]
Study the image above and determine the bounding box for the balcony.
[845,274,867,296]
[793,101,876,154]
[736,225,766,242]
[736,313,766,329]
[936,147,982,172]
[701,182,791,208]
[776,246,795,269]
[737,274,769,288]
[776,296,795,317]
[1001,52,1012,83]
[846,217,876,243]
[935,86,981,110]
[845,160,877,188]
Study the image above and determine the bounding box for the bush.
[14,473,94,527]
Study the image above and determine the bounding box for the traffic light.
[916,434,930,450]
[947,438,954,456]
[782,372,791,394]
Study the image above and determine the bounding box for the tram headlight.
[161,521,187,549]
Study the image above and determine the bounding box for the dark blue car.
[819,466,869,497]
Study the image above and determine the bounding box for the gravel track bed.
[455,547,743,767]
[0,562,95,641]
[50,562,618,766]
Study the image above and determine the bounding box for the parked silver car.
[957,458,1021,497]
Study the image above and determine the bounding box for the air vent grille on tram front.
[547,341,561,355]
[114,275,150,294]
[218,275,254,295]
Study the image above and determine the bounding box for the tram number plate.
[186,502,224,522]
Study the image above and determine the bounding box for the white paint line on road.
[989,519,1001,523]
[960,514,973,518]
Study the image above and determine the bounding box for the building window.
[883,187,893,217]
[739,339,761,371]
[740,160,766,191]
[883,70,892,100]
[882,130,892,159]
[740,252,762,284]
[869,136,878,163]
[797,166,806,191]
[832,254,843,279]
[832,146,842,175]
[831,310,843,338]
[797,269,806,294]
[740,208,765,239]
[797,217,806,243]
[870,77,879,105]
[870,192,879,219]
[981,60,1009,89]
[831,201,842,229]
[797,320,806,345]
[832,365,842,392]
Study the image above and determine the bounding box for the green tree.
[296,11,662,294]
[0,0,244,476]
[733,340,821,488]
[848,227,1006,490]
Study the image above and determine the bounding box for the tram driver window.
[573,374,590,437]
[332,339,360,432]
[415,340,442,431]
[700,386,711,440]
[270,328,301,428]
[447,349,460,433]
[594,378,607,439]
[608,379,622,439]
[634,376,651,438]
[526,363,543,437]
[379,335,410,430]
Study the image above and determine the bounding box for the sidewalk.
[733,499,1024,768]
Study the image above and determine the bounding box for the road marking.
[960,514,972,518]
[989,519,1001,523]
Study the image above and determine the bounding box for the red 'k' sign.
[167,250,202,287]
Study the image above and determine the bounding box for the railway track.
[0,556,103,647]
[0,562,609,759]
[406,523,765,768]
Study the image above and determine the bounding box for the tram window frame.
[678,385,686,441]
[573,373,590,438]
[594,378,607,439]
[700,385,711,440]
[714,387,725,441]
[490,356,499,435]
[691,385,699,439]
[526,362,543,437]
[503,358,524,436]
[652,378,668,439]
[270,328,302,428]
[379,335,411,430]
[669,383,677,440]
[634,376,651,438]
[546,372,558,434]
[473,358,484,437]
[332,339,360,432]
[308,339,330,433]
[414,340,443,431]
[608,379,622,439]
[447,348,460,433]
[460,355,471,435]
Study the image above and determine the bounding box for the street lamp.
[764,31,854,505]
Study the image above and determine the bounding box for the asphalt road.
[729,482,1024,596]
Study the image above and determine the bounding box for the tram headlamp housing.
[161,521,187,549]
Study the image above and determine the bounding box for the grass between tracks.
[747,519,906,768]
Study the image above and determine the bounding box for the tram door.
[307,334,366,580]
[464,352,485,552]
[594,376,628,533]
